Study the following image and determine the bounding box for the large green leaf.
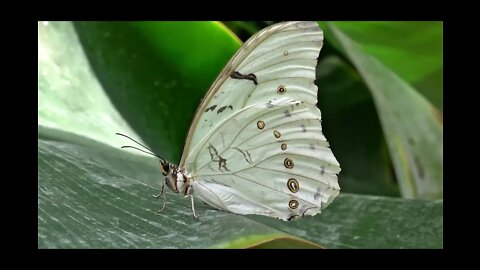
[252,194,442,249]
[323,23,443,200]
[38,126,442,248]
[38,21,141,149]
[72,21,241,163]
[319,21,443,111]
[317,56,399,196]
[37,126,307,248]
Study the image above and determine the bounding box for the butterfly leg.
[152,183,164,198]
[153,182,167,215]
[190,195,199,219]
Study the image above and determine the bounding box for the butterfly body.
[159,162,193,197]
[126,21,340,221]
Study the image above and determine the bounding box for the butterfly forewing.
[181,21,340,221]
[181,22,323,162]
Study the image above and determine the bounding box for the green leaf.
[71,21,241,163]
[327,24,443,199]
[319,21,443,111]
[221,21,261,37]
[252,194,443,249]
[221,21,272,41]
[38,126,442,248]
[38,126,321,249]
[317,56,399,197]
[38,21,141,149]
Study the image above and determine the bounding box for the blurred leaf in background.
[222,21,272,41]
[38,21,443,248]
[320,22,443,199]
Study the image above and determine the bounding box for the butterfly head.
[160,160,171,176]
[159,160,175,191]
[115,133,192,197]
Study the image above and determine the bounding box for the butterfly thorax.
[160,161,193,196]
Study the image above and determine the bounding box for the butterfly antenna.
[120,146,164,159]
[116,133,166,162]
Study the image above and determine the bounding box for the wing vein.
[230,173,319,206]
[192,106,286,168]
[198,152,337,179]
[238,41,321,70]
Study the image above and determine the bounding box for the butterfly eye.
[289,200,299,209]
[277,85,287,94]
[281,143,287,150]
[160,161,170,176]
[274,131,281,138]
[284,158,294,169]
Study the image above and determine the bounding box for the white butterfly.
[119,21,340,221]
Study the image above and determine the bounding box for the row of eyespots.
[257,87,301,210]
[277,127,300,210]
[277,119,298,209]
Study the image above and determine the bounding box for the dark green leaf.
[38,127,442,248]
[319,21,443,111]
[73,21,241,163]
[252,194,443,248]
[328,24,443,199]
[318,56,399,197]
[38,126,322,248]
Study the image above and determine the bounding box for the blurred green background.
[38,21,443,248]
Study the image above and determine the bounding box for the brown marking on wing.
[230,71,258,85]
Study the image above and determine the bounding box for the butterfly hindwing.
[188,97,340,220]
